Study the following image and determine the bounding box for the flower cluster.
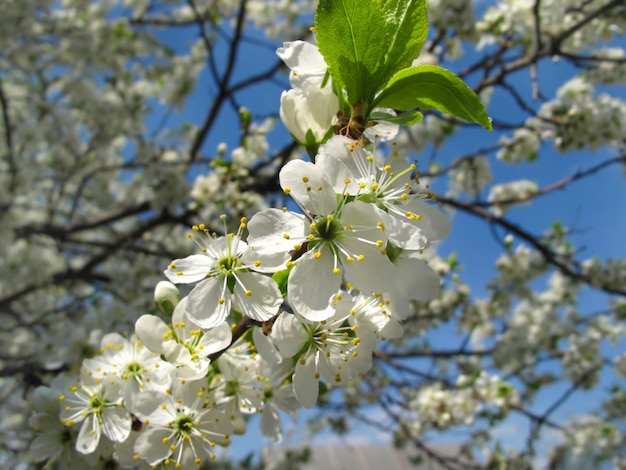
[523,77,626,152]
[28,38,451,469]
[403,372,519,436]
[448,155,492,197]
[487,179,538,216]
[477,0,626,54]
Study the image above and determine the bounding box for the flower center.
[311,215,342,242]
[88,394,107,412]
[217,255,238,272]
[174,414,195,436]
[123,361,144,379]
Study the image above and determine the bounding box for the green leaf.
[369,109,423,125]
[316,0,390,104]
[272,264,293,297]
[379,0,428,74]
[373,65,493,130]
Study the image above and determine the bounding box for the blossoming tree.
[1,0,625,468]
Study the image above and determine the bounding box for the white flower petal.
[403,199,452,241]
[393,253,441,302]
[30,431,64,463]
[316,137,358,194]
[133,427,173,466]
[198,321,232,354]
[240,247,289,273]
[363,116,399,142]
[233,272,282,322]
[293,354,319,408]
[76,415,100,455]
[280,87,337,143]
[164,254,213,284]
[339,238,396,294]
[162,340,192,365]
[135,315,170,354]
[374,206,427,250]
[260,405,283,442]
[288,250,338,321]
[174,361,210,380]
[380,318,404,339]
[101,407,131,443]
[172,296,189,323]
[252,326,282,364]
[186,277,231,329]
[224,398,247,434]
[279,160,337,217]
[341,200,387,244]
[130,391,175,424]
[276,40,327,82]
[271,313,308,358]
[195,409,234,443]
[247,208,308,256]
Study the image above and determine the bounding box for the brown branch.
[476,152,626,208]
[549,0,625,53]
[189,0,249,162]
[208,316,253,362]
[0,78,17,210]
[437,195,626,297]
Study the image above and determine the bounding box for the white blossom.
[164,218,286,328]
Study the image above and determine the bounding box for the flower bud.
[279,85,338,145]
[154,281,180,316]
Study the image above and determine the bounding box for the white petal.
[233,272,282,322]
[76,415,100,454]
[260,405,283,442]
[252,326,282,364]
[240,247,290,273]
[341,200,387,244]
[288,250,338,321]
[162,340,191,365]
[247,208,307,256]
[393,253,441,302]
[279,89,307,143]
[99,332,127,350]
[316,136,359,194]
[186,277,231,328]
[293,354,319,408]
[375,206,427,250]
[339,238,396,294]
[135,315,169,355]
[164,254,213,284]
[276,40,327,76]
[198,321,232,355]
[133,427,173,466]
[32,386,61,414]
[172,296,189,323]
[363,116,399,142]
[403,199,452,241]
[130,391,175,424]
[195,409,234,443]
[380,318,404,339]
[280,86,337,144]
[279,160,337,216]
[30,431,64,462]
[175,361,210,380]
[272,384,300,414]
[101,407,131,443]
[271,313,308,358]
[224,398,247,434]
